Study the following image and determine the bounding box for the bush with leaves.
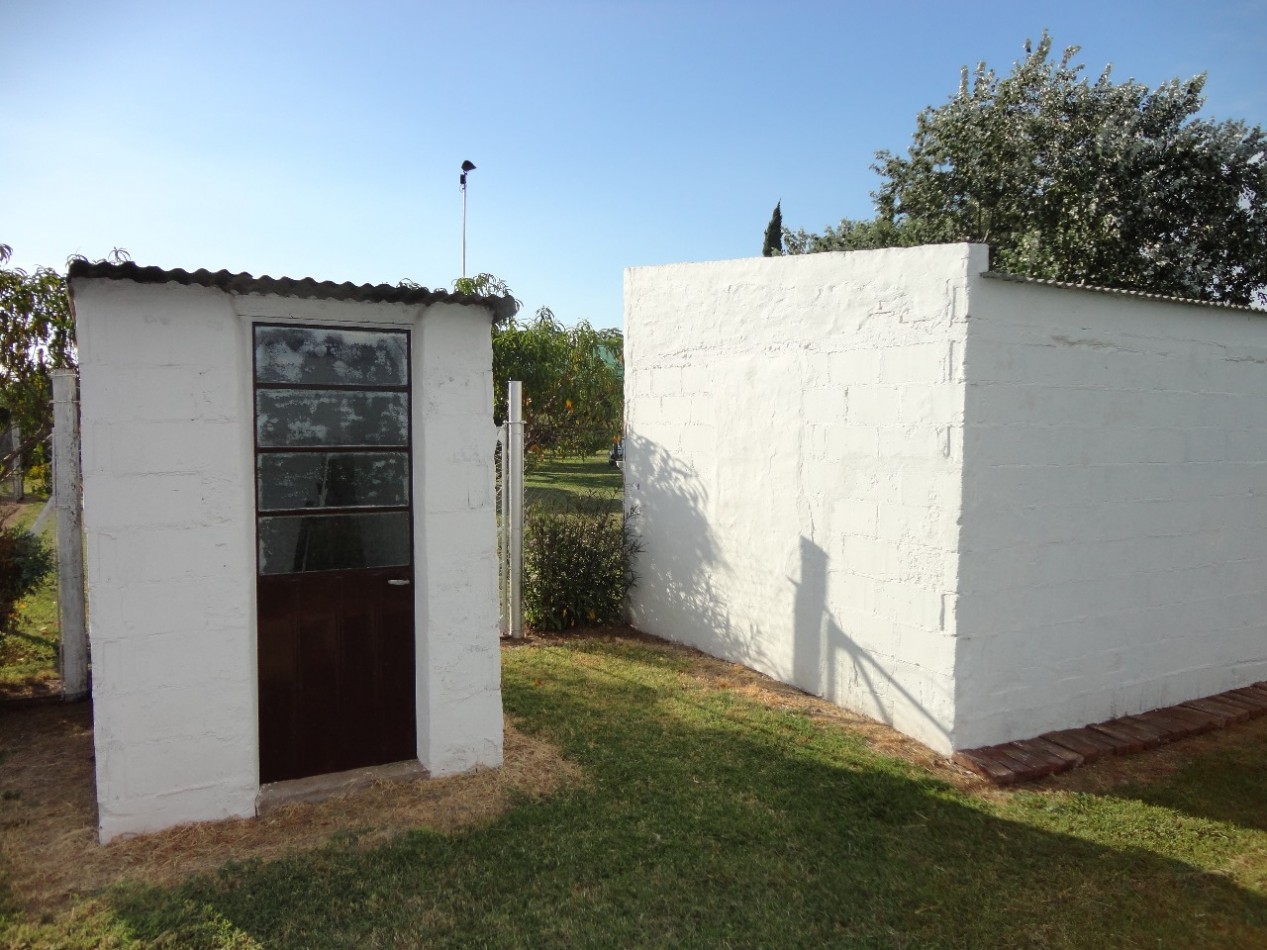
[523,497,639,631]
[0,526,55,648]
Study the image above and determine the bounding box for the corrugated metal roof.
[67,260,519,323]
[981,270,1264,314]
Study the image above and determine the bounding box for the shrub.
[523,496,639,631]
[0,527,55,645]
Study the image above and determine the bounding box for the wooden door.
[253,324,416,784]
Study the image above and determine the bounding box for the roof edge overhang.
[980,270,1264,314]
[66,260,519,324]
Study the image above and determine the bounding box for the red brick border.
[952,681,1267,785]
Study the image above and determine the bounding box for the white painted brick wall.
[74,281,258,841]
[955,278,1267,748]
[73,281,502,841]
[414,305,503,776]
[626,246,1267,754]
[625,246,980,752]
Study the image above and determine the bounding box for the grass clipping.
[0,703,580,914]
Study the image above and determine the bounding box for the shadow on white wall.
[792,536,950,750]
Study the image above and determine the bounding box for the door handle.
[388,579,411,586]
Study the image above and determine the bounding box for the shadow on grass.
[525,485,622,515]
[2,628,55,650]
[527,454,620,488]
[0,624,58,688]
[102,640,1267,949]
[1101,726,1267,834]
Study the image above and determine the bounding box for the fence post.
[497,422,509,636]
[11,423,23,500]
[51,370,88,700]
[507,380,524,639]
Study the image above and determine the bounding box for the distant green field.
[524,452,623,513]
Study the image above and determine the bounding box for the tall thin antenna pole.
[460,160,476,278]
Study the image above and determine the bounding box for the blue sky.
[2,0,1264,329]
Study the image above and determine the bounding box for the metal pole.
[51,370,88,700]
[497,422,509,636]
[459,160,475,279]
[508,381,524,639]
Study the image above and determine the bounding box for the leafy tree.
[0,245,77,474]
[449,272,624,457]
[787,33,1267,306]
[782,216,931,255]
[492,307,623,459]
[762,201,783,256]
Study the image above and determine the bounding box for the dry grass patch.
[677,647,976,782]
[0,701,580,915]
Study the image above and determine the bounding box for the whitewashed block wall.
[625,245,1267,753]
[73,279,503,841]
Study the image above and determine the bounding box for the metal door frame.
[251,320,417,782]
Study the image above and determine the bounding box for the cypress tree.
[762,201,783,257]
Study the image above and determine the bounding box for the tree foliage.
[450,272,518,327]
[0,245,76,464]
[786,33,1267,305]
[762,201,783,256]
[783,216,932,255]
[493,307,623,459]
[451,273,623,457]
[434,273,628,457]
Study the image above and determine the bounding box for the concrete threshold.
[257,759,429,815]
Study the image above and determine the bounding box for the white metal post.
[508,380,524,639]
[460,160,475,278]
[497,422,509,636]
[51,370,88,700]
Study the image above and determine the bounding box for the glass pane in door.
[254,325,408,387]
[256,390,409,447]
[257,452,410,511]
[258,511,411,574]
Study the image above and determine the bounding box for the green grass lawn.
[524,451,623,513]
[4,634,1265,948]
[0,494,60,692]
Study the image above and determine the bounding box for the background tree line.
[0,260,623,483]
[0,244,78,481]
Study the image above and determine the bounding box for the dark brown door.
[254,324,416,784]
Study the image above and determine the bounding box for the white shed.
[68,261,513,842]
[624,244,1267,754]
